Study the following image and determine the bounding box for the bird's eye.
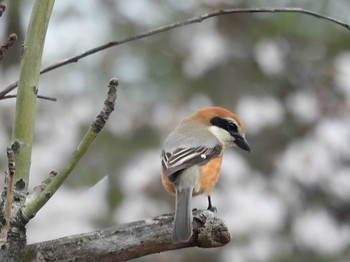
[210,117,238,134]
[228,122,238,133]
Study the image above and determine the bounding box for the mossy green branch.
[24,78,118,219]
[11,0,55,192]
[24,129,96,219]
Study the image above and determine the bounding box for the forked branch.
[24,78,118,220]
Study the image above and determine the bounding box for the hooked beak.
[234,135,250,152]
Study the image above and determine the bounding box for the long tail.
[173,186,193,242]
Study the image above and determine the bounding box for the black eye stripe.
[210,116,238,133]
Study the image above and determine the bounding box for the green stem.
[11,0,55,191]
[25,129,96,218]
[24,78,118,219]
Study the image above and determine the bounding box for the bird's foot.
[207,206,217,213]
[207,195,217,212]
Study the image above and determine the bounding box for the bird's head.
[192,107,250,152]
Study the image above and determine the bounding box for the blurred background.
[1,0,350,261]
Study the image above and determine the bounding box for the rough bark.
[25,210,231,261]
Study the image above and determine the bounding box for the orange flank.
[195,154,223,195]
[160,152,223,196]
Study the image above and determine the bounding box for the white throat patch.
[208,125,234,146]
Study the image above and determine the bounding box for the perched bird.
[160,107,250,242]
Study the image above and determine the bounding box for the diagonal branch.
[0,7,349,98]
[25,210,231,261]
[24,78,118,220]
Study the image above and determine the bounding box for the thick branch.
[25,210,231,261]
[11,0,54,191]
[0,7,349,98]
[24,78,118,220]
[0,2,54,260]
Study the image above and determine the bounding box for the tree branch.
[0,147,15,240]
[0,2,5,18]
[24,78,118,220]
[11,0,54,191]
[0,7,349,98]
[0,2,55,260]
[25,209,231,261]
[0,33,17,62]
[0,94,57,102]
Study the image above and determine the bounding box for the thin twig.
[0,3,6,17]
[0,147,15,240]
[0,94,57,102]
[24,78,118,220]
[0,33,18,62]
[0,7,349,98]
[0,81,18,98]
[91,78,118,133]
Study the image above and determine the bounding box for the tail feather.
[173,186,193,242]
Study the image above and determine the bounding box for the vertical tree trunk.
[0,0,54,260]
[0,224,26,261]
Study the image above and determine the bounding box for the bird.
[160,107,250,242]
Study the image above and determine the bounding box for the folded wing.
[161,144,222,179]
